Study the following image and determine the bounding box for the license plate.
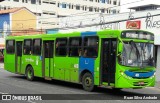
[139,81,144,85]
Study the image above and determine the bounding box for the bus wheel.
[26,66,34,81]
[82,72,94,92]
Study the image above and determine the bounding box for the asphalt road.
[0,64,160,103]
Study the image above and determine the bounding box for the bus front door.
[42,41,54,78]
[15,41,22,73]
[101,38,117,86]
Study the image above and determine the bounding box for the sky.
[120,0,160,12]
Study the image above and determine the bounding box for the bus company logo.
[135,73,140,77]
[126,21,141,29]
[2,95,11,100]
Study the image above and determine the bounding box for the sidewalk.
[156,81,160,89]
[0,62,4,68]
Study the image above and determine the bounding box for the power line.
[0,12,160,33]
[47,12,160,31]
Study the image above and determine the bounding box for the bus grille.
[132,77,150,79]
[133,82,148,86]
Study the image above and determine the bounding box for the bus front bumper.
[115,74,155,89]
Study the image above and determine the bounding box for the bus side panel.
[31,56,42,77]
[94,58,100,86]
[69,57,79,82]
[79,57,94,79]
[54,57,65,80]
[54,57,79,82]
[21,55,31,74]
[4,53,16,73]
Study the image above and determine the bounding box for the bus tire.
[82,72,94,92]
[26,66,34,81]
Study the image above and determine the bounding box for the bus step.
[44,77,52,80]
[98,85,114,89]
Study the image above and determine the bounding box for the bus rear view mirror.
[118,42,123,54]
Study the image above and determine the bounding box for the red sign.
[126,20,141,29]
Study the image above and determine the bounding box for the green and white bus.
[4,29,156,91]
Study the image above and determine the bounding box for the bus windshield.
[119,41,154,67]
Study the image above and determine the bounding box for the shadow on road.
[8,75,149,97]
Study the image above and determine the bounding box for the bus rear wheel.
[82,72,94,92]
[26,66,34,81]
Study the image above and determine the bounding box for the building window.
[76,5,80,10]
[38,0,41,5]
[43,12,48,15]
[85,6,87,11]
[31,0,36,4]
[68,4,71,9]
[108,9,110,13]
[119,1,121,6]
[106,0,109,3]
[4,6,6,10]
[62,3,66,8]
[112,9,117,14]
[96,0,100,2]
[50,1,56,5]
[83,36,98,58]
[101,0,105,3]
[106,9,108,13]
[56,38,67,56]
[58,3,60,7]
[95,8,99,12]
[34,12,41,16]
[113,0,117,5]
[82,5,87,10]
[13,0,19,2]
[89,7,93,12]
[57,15,66,18]
[33,39,41,55]
[22,0,28,3]
[23,39,32,55]
[72,4,74,9]
[49,13,55,15]
[6,40,15,54]
[69,37,82,57]
[101,8,105,13]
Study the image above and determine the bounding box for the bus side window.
[56,38,67,56]
[83,36,98,58]
[6,40,15,54]
[69,37,82,57]
[33,39,41,55]
[23,39,32,55]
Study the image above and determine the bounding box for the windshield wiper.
[130,40,141,68]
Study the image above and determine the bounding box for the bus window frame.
[23,39,32,55]
[82,36,99,58]
[6,40,15,54]
[32,38,42,56]
[55,38,68,57]
[68,37,82,57]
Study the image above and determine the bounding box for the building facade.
[0,7,37,48]
[0,0,121,29]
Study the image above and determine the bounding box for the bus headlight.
[150,72,156,79]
